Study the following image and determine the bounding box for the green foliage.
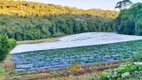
[101,62,142,80]
[0,33,10,62]
[0,14,115,41]
[9,39,16,50]
[9,70,19,75]
[88,73,100,80]
[0,67,4,76]
[130,53,142,62]
[115,3,142,36]
[0,33,16,62]
[53,32,65,37]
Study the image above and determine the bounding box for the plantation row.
[12,40,142,72]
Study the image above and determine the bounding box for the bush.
[0,67,4,76]
[9,39,16,50]
[88,73,100,80]
[101,62,142,80]
[53,32,66,37]
[130,53,142,62]
[0,33,16,62]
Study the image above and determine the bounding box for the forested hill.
[0,1,118,18]
[0,1,119,41]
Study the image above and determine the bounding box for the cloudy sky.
[27,0,141,10]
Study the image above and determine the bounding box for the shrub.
[69,61,82,71]
[0,67,5,80]
[53,32,65,37]
[9,39,17,50]
[0,67,4,76]
[88,73,100,80]
[101,62,142,80]
[0,33,16,62]
[130,53,142,62]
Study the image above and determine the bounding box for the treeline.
[0,14,114,40]
[0,1,118,18]
[0,33,16,62]
[115,3,142,35]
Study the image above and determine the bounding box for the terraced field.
[12,40,142,72]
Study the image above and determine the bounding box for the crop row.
[12,40,142,72]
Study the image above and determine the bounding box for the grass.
[0,55,14,71]
[0,67,5,80]
[130,53,142,62]
[49,74,97,80]
[17,37,58,45]
[3,55,15,73]
[0,54,15,80]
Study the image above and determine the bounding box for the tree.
[0,1,118,40]
[0,33,16,62]
[115,0,133,10]
[115,3,142,36]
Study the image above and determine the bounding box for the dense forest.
[0,1,119,40]
[115,3,142,35]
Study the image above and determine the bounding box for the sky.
[27,0,141,10]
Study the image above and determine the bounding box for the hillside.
[0,1,119,40]
[0,1,118,18]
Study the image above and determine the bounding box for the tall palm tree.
[115,0,133,9]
